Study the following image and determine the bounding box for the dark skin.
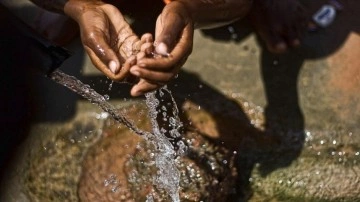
[29,0,252,96]
[30,0,152,81]
[129,0,307,96]
[249,0,307,54]
[30,0,306,96]
[129,0,253,96]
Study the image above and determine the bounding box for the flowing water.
[49,70,148,137]
[49,69,184,202]
[143,88,187,202]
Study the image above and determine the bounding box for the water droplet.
[111,185,120,193]
[332,140,337,145]
[227,26,235,33]
[108,81,114,91]
[273,60,279,66]
[104,94,110,101]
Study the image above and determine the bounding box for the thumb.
[155,11,186,55]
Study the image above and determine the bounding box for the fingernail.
[133,91,141,96]
[108,60,118,74]
[130,68,140,76]
[156,42,169,56]
[131,88,142,97]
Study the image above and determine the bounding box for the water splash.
[143,87,186,202]
[49,70,184,201]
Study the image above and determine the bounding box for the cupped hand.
[129,1,194,96]
[64,0,142,80]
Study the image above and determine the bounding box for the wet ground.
[0,0,359,201]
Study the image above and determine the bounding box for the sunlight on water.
[49,70,149,137]
[49,70,184,201]
[144,87,186,202]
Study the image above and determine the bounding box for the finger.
[121,55,138,83]
[288,6,308,47]
[130,65,174,82]
[83,36,121,76]
[140,42,154,56]
[137,23,193,71]
[131,79,161,97]
[141,33,153,43]
[166,22,193,59]
[257,25,287,54]
[103,5,142,59]
[122,55,136,74]
[118,35,141,59]
[81,4,135,79]
[267,38,287,54]
[136,51,146,61]
[285,25,301,47]
[155,7,187,55]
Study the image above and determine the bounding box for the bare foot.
[249,0,307,54]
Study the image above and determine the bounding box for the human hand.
[129,1,194,96]
[64,0,142,80]
[249,0,307,54]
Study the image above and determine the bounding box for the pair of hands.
[64,0,193,96]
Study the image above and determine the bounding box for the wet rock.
[24,112,104,202]
[78,103,238,202]
[22,98,360,202]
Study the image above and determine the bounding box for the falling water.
[143,87,187,202]
[49,70,149,136]
[48,69,184,201]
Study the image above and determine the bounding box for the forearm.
[177,0,253,29]
[29,0,68,13]
[29,0,103,20]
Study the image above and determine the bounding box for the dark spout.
[0,3,70,75]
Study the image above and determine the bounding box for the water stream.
[49,69,184,201]
[49,70,148,137]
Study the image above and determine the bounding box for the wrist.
[163,1,194,25]
[174,0,197,20]
[173,0,253,29]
